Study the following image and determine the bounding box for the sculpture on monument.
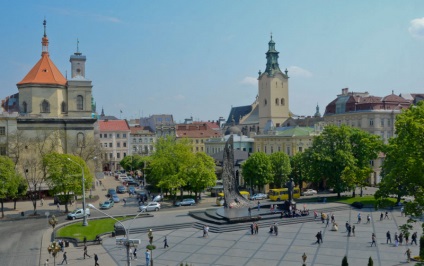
[222,135,250,208]
[287,178,295,204]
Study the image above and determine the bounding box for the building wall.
[99,130,130,172]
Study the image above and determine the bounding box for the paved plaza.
[101,206,420,266]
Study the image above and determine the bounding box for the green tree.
[0,156,22,218]
[242,152,273,192]
[149,137,193,203]
[290,152,305,191]
[377,101,424,209]
[269,152,291,188]
[43,153,93,213]
[120,154,146,174]
[186,152,216,202]
[304,125,382,197]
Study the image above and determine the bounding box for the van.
[67,208,90,220]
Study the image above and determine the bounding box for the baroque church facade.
[0,20,97,165]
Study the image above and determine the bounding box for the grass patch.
[56,216,131,241]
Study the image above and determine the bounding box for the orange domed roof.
[17,19,66,86]
[17,53,67,86]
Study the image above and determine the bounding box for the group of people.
[268,223,279,235]
[250,222,259,234]
[386,231,418,247]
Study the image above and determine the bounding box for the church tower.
[67,40,93,118]
[258,36,289,131]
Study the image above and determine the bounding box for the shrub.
[351,202,363,209]
[341,255,348,266]
[420,235,424,259]
[368,256,373,266]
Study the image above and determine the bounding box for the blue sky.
[1,1,424,123]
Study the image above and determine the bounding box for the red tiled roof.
[193,121,220,129]
[17,52,66,86]
[99,120,130,132]
[130,126,154,135]
[176,124,222,138]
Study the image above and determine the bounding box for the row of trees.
[120,137,217,204]
[241,125,383,196]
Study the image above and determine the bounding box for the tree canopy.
[241,152,273,192]
[43,153,93,212]
[0,156,24,218]
[269,152,291,188]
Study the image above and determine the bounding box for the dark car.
[116,186,127,194]
[128,186,136,195]
[107,188,117,197]
[126,181,139,187]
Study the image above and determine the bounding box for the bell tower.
[70,39,86,78]
[258,35,289,131]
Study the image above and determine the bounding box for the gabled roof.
[99,120,130,132]
[17,53,67,86]
[226,105,252,124]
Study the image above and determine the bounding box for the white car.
[250,193,268,200]
[139,202,161,212]
[303,189,318,196]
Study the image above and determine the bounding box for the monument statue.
[222,135,250,208]
[287,178,295,204]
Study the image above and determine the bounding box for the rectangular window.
[123,134,127,138]
[103,143,107,148]
[0,145,6,155]
[117,142,121,148]
[387,119,391,126]
[104,134,107,138]
[0,127,5,135]
[117,134,120,138]
[109,134,112,138]
[109,143,112,148]
[123,152,127,157]
[299,147,303,152]
[109,153,113,159]
[133,138,136,143]
[100,134,103,139]
[381,119,384,127]
[117,153,121,159]
[123,142,127,147]
[369,119,374,126]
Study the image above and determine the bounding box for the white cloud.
[287,66,312,78]
[409,18,424,38]
[241,76,257,86]
[174,94,185,100]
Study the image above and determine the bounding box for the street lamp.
[67,158,88,226]
[88,204,143,266]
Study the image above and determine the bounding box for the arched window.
[41,100,50,113]
[61,101,67,113]
[264,99,267,106]
[22,101,27,113]
[77,132,85,147]
[76,95,83,110]
[275,98,279,105]
[281,98,285,106]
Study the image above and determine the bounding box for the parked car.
[139,202,161,212]
[100,200,114,209]
[116,186,127,194]
[152,195,162,202]
[112,194,120,203]
[126,181,139,187]
[67,208,90,220]
[302,189,318,196]
[107,188,117,197]
[128,186,136,195]
[250,193,268,200]
[175,198,196,206]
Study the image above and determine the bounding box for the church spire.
[41,19,49,55]
[264,35,281,76]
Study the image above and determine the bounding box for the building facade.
[176,122,222,153]
[98,120,130,172]
[130,125,156,155]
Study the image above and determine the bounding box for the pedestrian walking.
[326,214,330,227]
[273,223,278,236]
[84,245,91,259]
[204,225,209,237]
[345,221,349,232]
[371,233,376,247]
[405,232,409,245]
[321,212,325,223]
[352,225,355,237]
[357,213,361,223]
[148,229,153,244]
[250,223,254,235]
[380,212,383,221]
[123,198,126,205]
[331,213,335,223]
[314,210,318,220]
[401,207,404,217]
[61,252,68,264]
[319,231,323,243]
[257,201,260,211]
[133,248,137,259]
[254,222,259,234]
[315,231,321,244]
[384,211,389,219]
[405,248,412,262]
[399,233,403,245]
[44,259,49,266]
[395,232,399,247]
[41,198,44,207]
[145,249,151,266]
[129,248,133,260]
[248,207,251,217]
[386,231,392,244]
[347,224,351,237]
[366,214,371,224]
[163,236,169,248]
[94,253,99,266]
[57,202,60,210]
[412,232,418,245]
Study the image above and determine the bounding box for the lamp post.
[88,204,143,266]
[67,158,88,226]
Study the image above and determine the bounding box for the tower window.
[77,95,84,110]
[275,98,279,105]
[281,98,285,106]
[22,101,28,113]
[41,100,50,113]
[264,99,267,106]
[61,101,67,113]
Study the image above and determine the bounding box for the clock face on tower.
[76,68,81,73]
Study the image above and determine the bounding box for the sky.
[1,1,424,123]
